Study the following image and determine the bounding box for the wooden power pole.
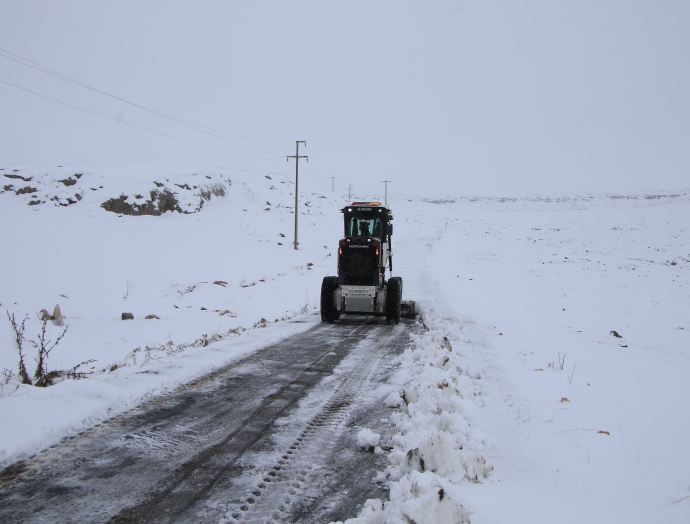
[381,180,391,207]
[287,140,307,250]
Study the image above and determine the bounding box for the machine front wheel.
[320,276,340,323]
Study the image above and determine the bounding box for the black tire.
[321,276,339,323]
[386,277,402,324]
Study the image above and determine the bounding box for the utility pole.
[381,180,391,207]
[330,176,335,193]
[348,184,353,201]
[287,140,307,250]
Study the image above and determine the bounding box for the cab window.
[346,216,384,238]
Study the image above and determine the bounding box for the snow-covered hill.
[1,164,689,522]
[0,162,342,456]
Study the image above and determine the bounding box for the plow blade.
[400,300,416,318]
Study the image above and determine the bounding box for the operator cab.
[338,202,393,287]
[342,202,392,239]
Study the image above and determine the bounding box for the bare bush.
[31,316,68,387]
[6,310,79,387]
[200,183,226,201]
[558,352,567,370]
[6,311,31,384]
[123,276,134,301]
[568,363,578,385]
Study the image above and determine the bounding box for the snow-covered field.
[358,193,690,523]
[2,163,689,522]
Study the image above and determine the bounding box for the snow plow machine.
[320,201,415,324]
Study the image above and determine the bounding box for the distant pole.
[287,140,307,250]
[348,184,353,201]
[381,180,391,207]
[330,176,335,193]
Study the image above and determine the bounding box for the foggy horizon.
[2,1,689,198]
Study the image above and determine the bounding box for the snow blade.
[401,300,416,318]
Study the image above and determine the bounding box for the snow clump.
[356,428,381,451]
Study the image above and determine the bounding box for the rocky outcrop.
[101,189,183,216]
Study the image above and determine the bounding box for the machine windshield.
[346,216,384,238]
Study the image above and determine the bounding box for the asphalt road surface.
[0,315,415,523]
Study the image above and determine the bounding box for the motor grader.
[320,201,414,324]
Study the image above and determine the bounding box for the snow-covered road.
[0,316,412,523]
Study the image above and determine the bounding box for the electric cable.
[0,47,292,153]
[0,48,359,187]
[299,161,333,179]
[0,79,285,163]
[307,151,342,178]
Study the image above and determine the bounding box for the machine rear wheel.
[320,276,339,323]
[386,277,402,324]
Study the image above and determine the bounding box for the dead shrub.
[200,183,226,201]
[5,310,90,387]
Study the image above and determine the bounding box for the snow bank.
[338,310,492,523]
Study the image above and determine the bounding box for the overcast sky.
[1,1,688,197]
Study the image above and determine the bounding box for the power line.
[299,146,360,194]
[0,48,359,191]
[0,48,291,146]
[307,151,341,178]
[0,79,285,163]
[0,47,292,154]
[295,150,352,187]
[298,160,337,181]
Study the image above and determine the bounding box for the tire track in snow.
[224,324,407,523]
[108,319,380,524]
